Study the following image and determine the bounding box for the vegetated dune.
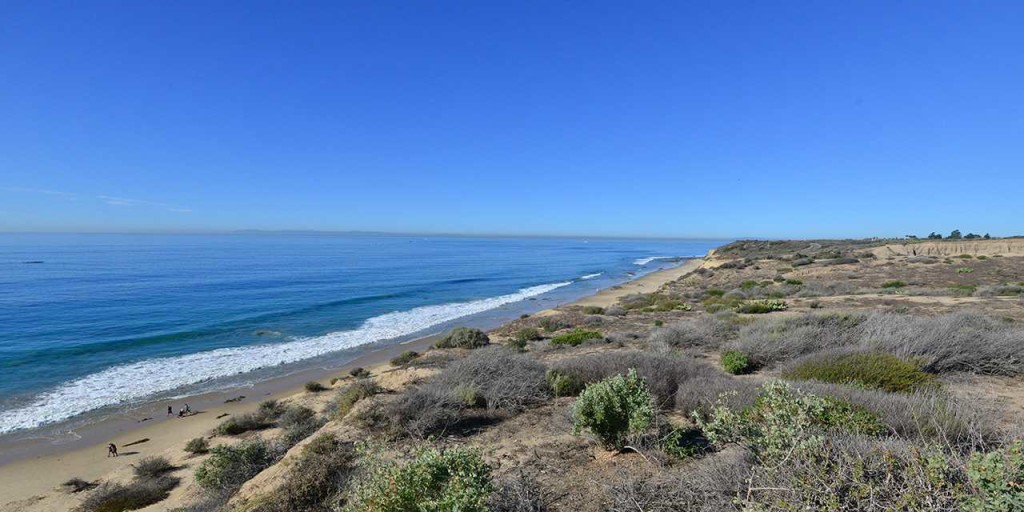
[873,239,1024,257]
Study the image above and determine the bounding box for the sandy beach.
[0,257,705,511]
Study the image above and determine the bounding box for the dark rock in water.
[22,260,44,264]
[253,329,281,337]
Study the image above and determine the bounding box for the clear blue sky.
[1,1,1022,238]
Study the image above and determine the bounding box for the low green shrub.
[215,412,272,436]
[952,285,977,297]
[513,327,542,344]
[327,379,382,420]
[390,350,420,366]
[957,254,974,259]
[965,440,1024,511]
[184,437,209,455]
[653,320,663,327]
[783,351,936,393]
[785,278,804,286]
[721,351,752,375]
[572,369,656,449]
[546,369,584,397]
[349,367,371,379]
[278,405,326,446]
[582,305,605,315]
[550,328,603,346]
[435,327,490,349]
[695,380,884,462]
[882,280,906,289]
[620,292,688,312]
[958,267,975,274]
[346,446,494,512]
[736,299,787,314]
[194,439,278,492]
[305,381,328,392]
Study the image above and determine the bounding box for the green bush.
[215,412,272,436]
[958,267,975,274]
[546,369,584,397]
[435,327,490,349]
[782,351,936,393]
[582,305,605,315]
[346,446,494,512]
[305,381,328,392]
[327,379,382,420]
[952,285,977,296]
[194,439,278,492]
[653,320,663,327]
[390,350,420,366]
[550,328,603,346]
[572,369,656,449]
[721,351,752,375]
[736,299,787,314]
[882,280,906,289]
[513,327,542,346]
[184,437,209,455]
[965,440,1024,511]
[695,380,883,462]
[620,292,688,312]
[785,278,804,286]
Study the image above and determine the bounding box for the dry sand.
[0,258,706,511]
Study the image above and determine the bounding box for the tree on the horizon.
[984,233,991,239]
[949,229,962,240]
[927,232,943,240]
[965,233,981,239]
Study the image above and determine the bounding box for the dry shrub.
[551,351,721,408]
[675,376,760,417]
[648,314,737,350]
[245,434,356,512]
[605,448,751,511]
[77,477,179,512]
[488,472,549,512]
[859,313,1024,376]
[367,347,548,437]
[132,456,175,479]
[727,313,866,368]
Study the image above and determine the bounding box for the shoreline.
[0,257,706,507]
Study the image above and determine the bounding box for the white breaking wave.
[633,256,674,266]
[580,273,602,280]
[0,281,572,434]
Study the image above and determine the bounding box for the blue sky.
[1,1,1022,238]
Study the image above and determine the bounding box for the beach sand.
[0,258,705,511]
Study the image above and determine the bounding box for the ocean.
[0,233,723,436]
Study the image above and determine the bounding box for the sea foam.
[633,256,673,265]
[0,281,571,434]
[580,273,603,280]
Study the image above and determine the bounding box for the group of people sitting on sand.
[167,403,193,417]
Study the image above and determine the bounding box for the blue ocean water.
[0,233,723,434]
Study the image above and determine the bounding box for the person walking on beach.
[167,405,173,416]
[107,443,118,457]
